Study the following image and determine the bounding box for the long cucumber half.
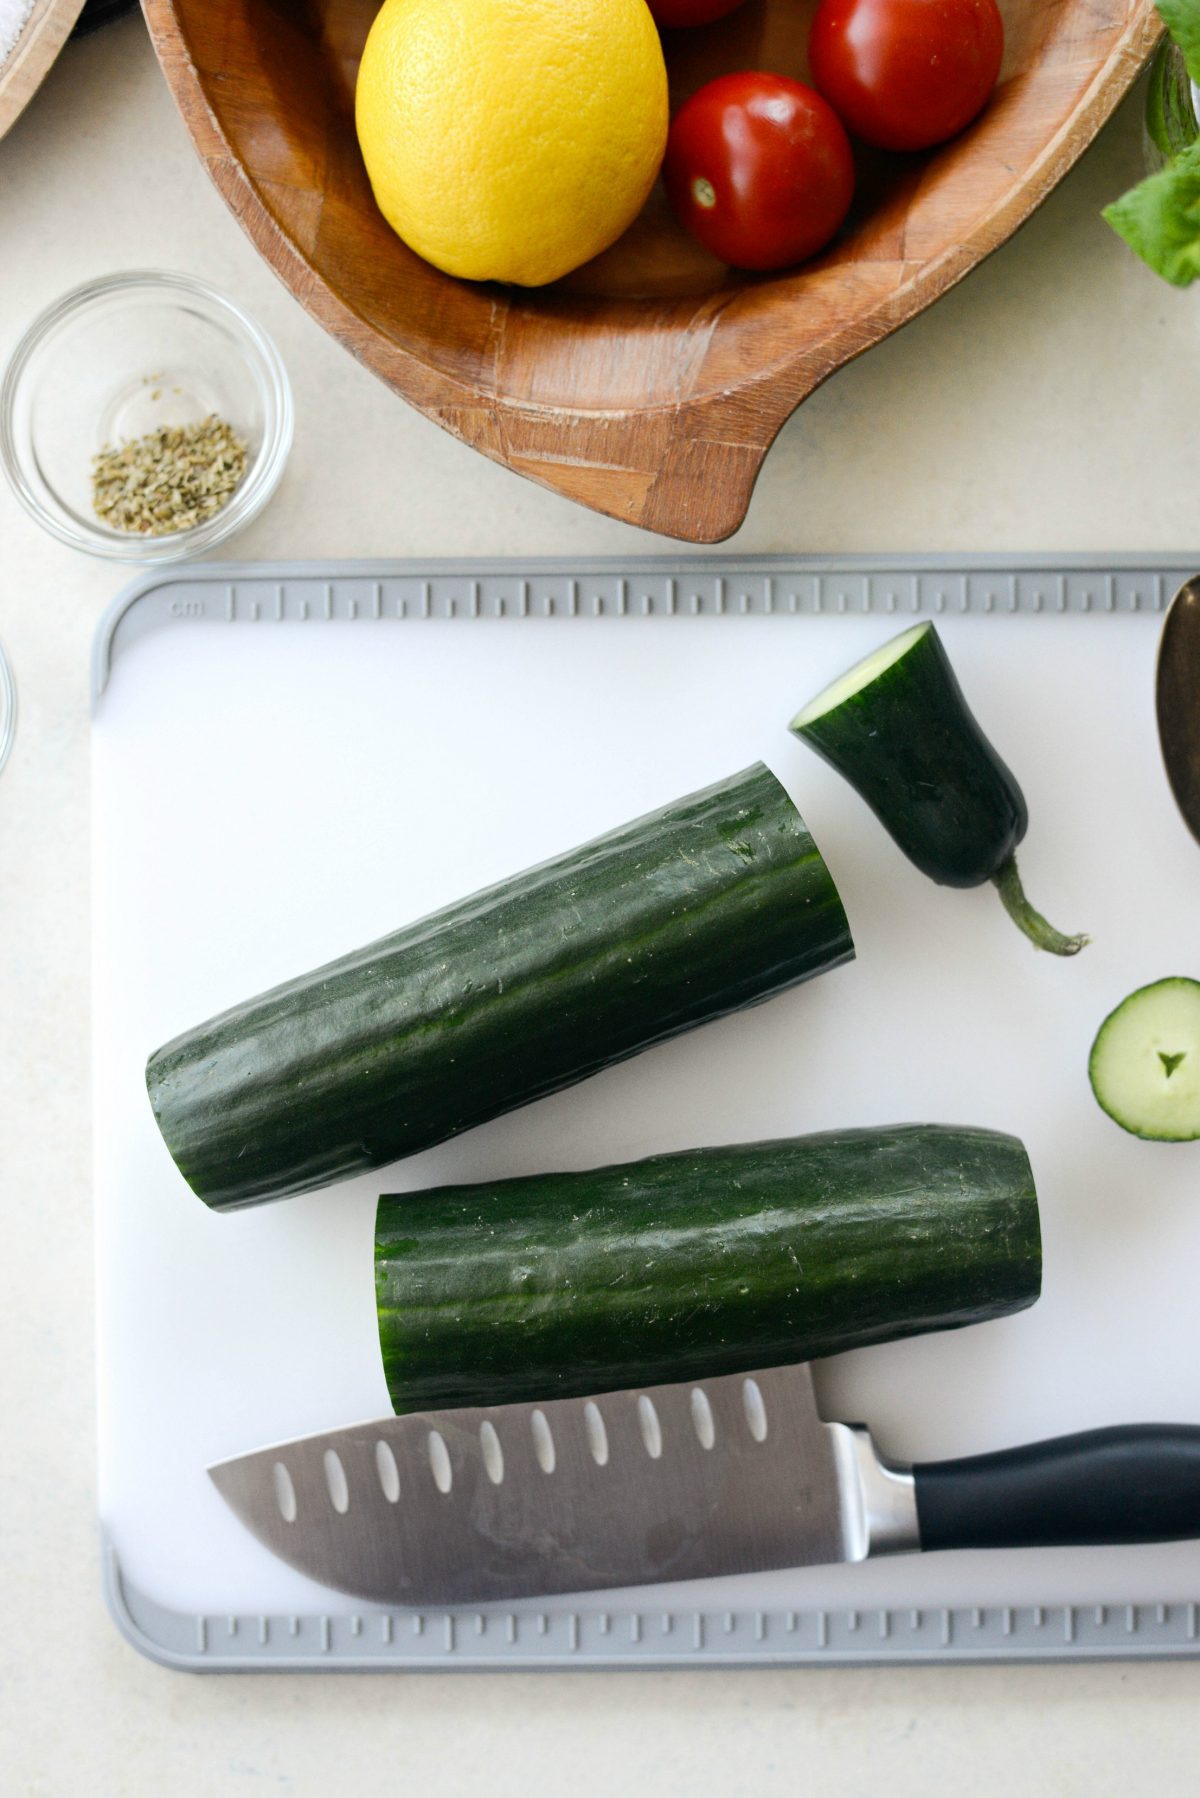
[146,763,853,1210]
[375,1123,1042,1412]
[790,621,1088,956]
[1089,978,1200,1140]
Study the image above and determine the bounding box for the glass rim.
[0,269,294,565]
[0,637,15,778]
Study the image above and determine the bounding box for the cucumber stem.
[991,856,1089,956]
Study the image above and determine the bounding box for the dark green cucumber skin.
[146,764,853,1211]
[375,1123,1041,1413]
[793,624,1028,888]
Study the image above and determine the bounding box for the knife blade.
[209,1364,1200,1607]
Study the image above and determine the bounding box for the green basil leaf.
[1157,0,1200,89]
[1103,139,1200,285]
[1146,39,1200,159]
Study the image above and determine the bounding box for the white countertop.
[3,13,1199,1793]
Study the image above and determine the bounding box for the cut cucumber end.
[1089,978,1200,1141]
[789,621,932,733]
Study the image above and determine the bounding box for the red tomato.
[808,0,1004,153]
[647,0,748,24]
[663,73,855,270]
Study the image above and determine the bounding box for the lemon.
[355,0,668,286]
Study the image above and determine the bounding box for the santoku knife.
[209,1363,1200,1606]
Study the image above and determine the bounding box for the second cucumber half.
[376,1123,1042,1412]
[146,763,854,1210]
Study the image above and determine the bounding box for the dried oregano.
[92,415,249,536]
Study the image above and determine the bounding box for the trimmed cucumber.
[1089,978,1200,1140]
[146,763,853,1210]
[375,1123,1042,1412]
[790,621,1088,956]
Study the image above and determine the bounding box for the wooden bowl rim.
[0,0,89,143]
[142,0,1161,536]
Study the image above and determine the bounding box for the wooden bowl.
[0,0,88,142]
[144,0,1158,542]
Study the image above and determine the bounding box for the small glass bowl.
[0,271,293,563]
[0,637,15,777]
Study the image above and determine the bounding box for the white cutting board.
[93,559,1200,1632]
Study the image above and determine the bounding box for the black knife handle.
[913,1425,1200,1552]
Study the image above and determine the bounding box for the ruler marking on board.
[134,559,1195,643]
[102,1542,1200,1668]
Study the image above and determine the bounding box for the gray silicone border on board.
[94,552,1200,1671]
[101,1539,1200,1671]
[91,553,1195,702]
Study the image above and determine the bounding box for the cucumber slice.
[791,621,1088,956]
[1089,978,1200,1140]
